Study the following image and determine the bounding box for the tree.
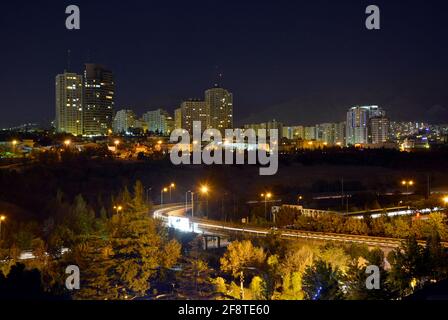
[319,244,350,273]
[161,240,181,269]
[423,231,448,281]
[132,180,146,212]
[71,238,119,300]
[212,277,228,295]
[118,186,132,208]
[110,214,179,298]
[302,260,344,300]
[220,241,266,278]
[344,248,393,300]
[73,211,181,300]
[387,235,426,297]
[249,276,267,300]
[28,238,48,271]
[391,218,412,239]
[70,195,95,236]
[276,207,300,227]
[343,218,369,235]
[425,213,448,240]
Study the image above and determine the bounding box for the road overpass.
[153,205,448,251]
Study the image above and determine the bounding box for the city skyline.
[3,0,448,305]
[1,0,448,128]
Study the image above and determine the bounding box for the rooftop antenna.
[66,49,71,73]
[214,65,223,88]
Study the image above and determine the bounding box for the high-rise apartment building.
[143,109,173,135]
[370,116,390,144]
[346,106,385,145]
[304,126,316,140]
[174,108,182,130]
[292,126,305,140]
[335,121,346,146]
[181,99,208,133]
[83,64,115,136]
[316,123,337,145]
[113,109,137,134]
[243,120,283,138]
[205,85,233,134]
[55,72,83,136]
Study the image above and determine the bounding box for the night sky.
[1,0,448,128]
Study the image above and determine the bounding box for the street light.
[11,140,18,154]
[169,183,176,202]
[401,180,415,201]
[201,185,210,219]
[0,215,5,240]
[186,191,195,218]
[64,139,71,147]
[261,192,272,221]
[443,196,448,206]
[146,187,153,205]
[114,140,120,154]
[161,187,168,206]
[113,205,123,215]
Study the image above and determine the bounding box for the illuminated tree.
[387,235,425,297]
[302,260,344,300]
[220,240,266,278]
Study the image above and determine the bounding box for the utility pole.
[186,191,195,218]
[146,187,152,205]
[240,271,245,300]
[191,192,195,218]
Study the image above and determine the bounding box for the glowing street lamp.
[114,140,120,154]
[443,196,448,206]
[0,215,5,240]
[11,140,18,154]
[161,187,168,206]
[169,183,176,202]
[401,180,415,202]
[113,205,123,215]
[200,185,210,218]
[201,186,209,194]
[261,192,273,221]
[64,139,71,147]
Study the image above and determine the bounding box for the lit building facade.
[55,72,83,136]
[205,85,233,134]
[346,106,385,146]
[316,123,337,145]
[113,109,137,134]
[83,64,115,136]
[304,126,316,140]
[174,108,182,129]
[143,109,173,135]
[370,116,390,144]
[181,99,208,133]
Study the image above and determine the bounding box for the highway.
[154,205,448,250]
